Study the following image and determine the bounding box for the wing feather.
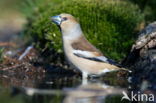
[73,50,120,66]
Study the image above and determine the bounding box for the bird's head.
[51,13,82,39]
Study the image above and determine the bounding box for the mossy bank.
[23,0,144,62]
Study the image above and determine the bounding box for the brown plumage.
[71,36,103,56]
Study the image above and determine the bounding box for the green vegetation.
[0,48,4,62]
[130,0,156,23]
[23,0,144,61]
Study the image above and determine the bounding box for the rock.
[123,22,156,91]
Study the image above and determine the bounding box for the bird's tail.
[120,67,132,73]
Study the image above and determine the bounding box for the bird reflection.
[63,81,125,103]
[8,74,127,103]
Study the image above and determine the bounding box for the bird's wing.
[71,36,120,66]
[73,50,119,65]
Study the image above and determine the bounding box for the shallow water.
[0,68,130,103]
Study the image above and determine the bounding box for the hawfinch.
[51,13,130,80]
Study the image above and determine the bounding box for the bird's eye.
[62,17,68,21]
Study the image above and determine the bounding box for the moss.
[23,0,144,61]
[0,48,4,62]
[129,0,156,23]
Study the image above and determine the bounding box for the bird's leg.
[82,72,88,85]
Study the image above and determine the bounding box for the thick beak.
[51,15,62,25]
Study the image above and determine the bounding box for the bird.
[51,13,130,82]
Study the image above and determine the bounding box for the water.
[0,69,130,103]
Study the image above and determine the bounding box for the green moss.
[0,48,4,62]
[129,0,156,22]
[24,0,144,61]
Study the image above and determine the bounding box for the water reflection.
[0,69,129,103]
[63,82,125,103]
[11,81,125,103]
[0,70,45,88]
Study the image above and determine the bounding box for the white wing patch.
[73,50,96,57]
[73,50,118,65]
[95,56,108,62]
[73,50,109,62]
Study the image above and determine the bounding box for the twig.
[0,42,16,47]
[1,64,24,71]
[18,45,33,60]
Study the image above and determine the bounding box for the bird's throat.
[62,25,83,40]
